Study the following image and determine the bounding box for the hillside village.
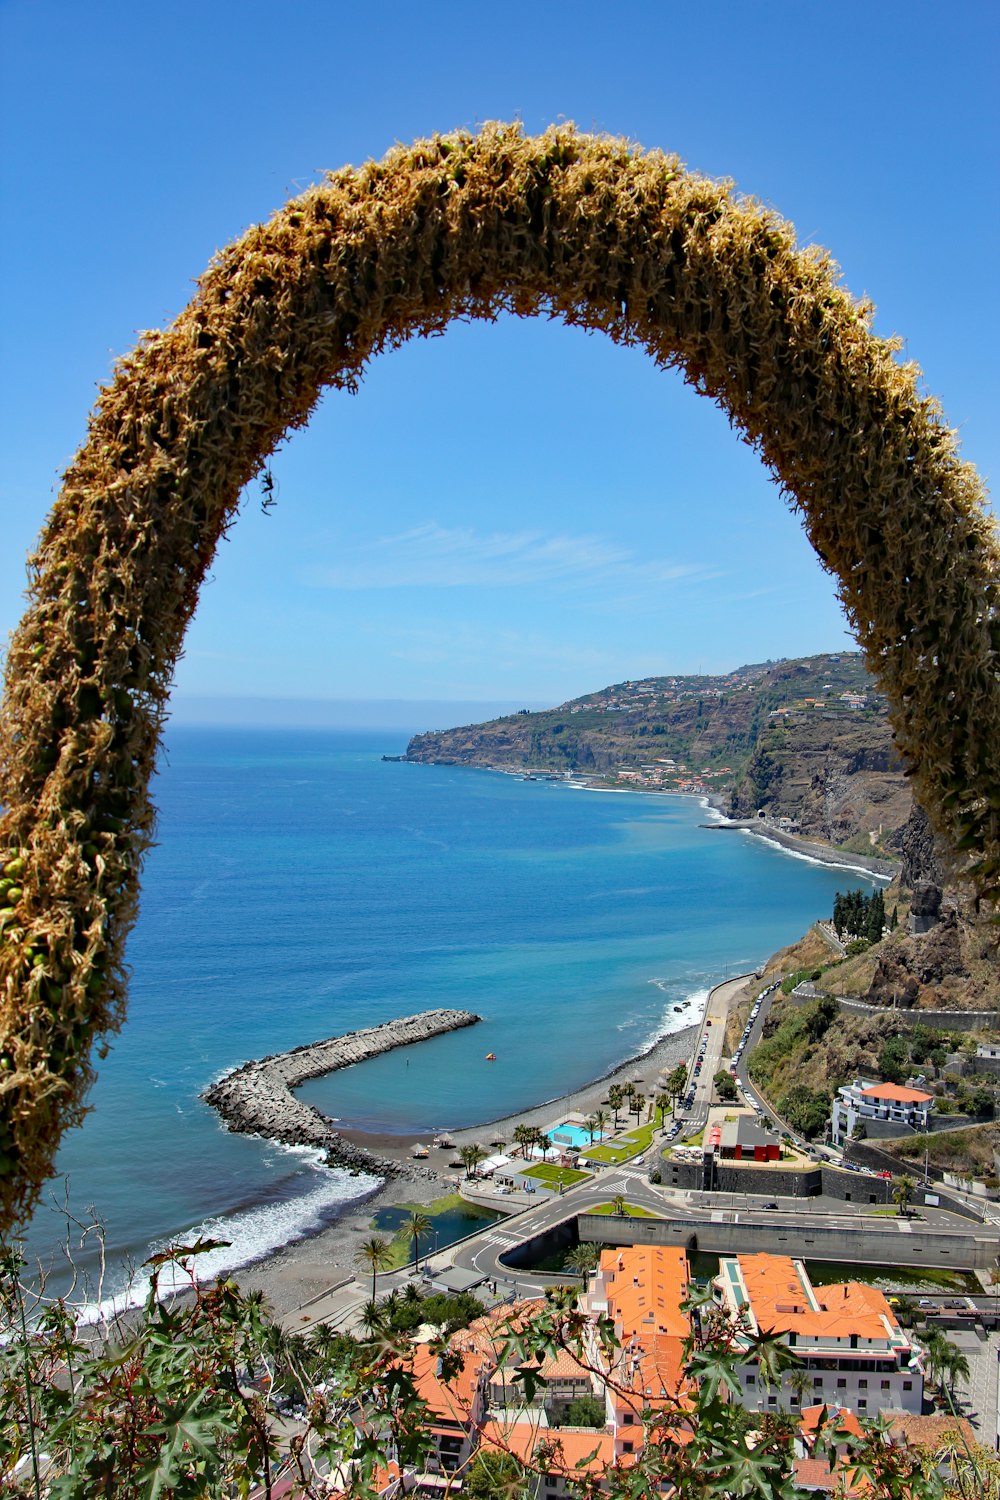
[404,653,909,852]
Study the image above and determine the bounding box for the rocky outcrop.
[900,803,948,890]
[731,716,909,848]
[203,1009,480,1180]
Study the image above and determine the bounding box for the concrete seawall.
[203,1009,481,1180]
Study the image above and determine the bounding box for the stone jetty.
[203,1009,480,1181]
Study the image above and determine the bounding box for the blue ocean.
[22,726,880,1305]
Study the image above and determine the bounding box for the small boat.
[485,1052,497,1061]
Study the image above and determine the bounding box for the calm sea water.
[22,727,881,1306]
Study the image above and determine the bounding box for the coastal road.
[442,1174,997,1289]
[681,973,756,1134]
[731,979,798,1139]
[287,1170,997,1333]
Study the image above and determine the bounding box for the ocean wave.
[698,797,727,822]
[746,832,890,882]
[641,983,711,1048]
[75,1161,380,1325]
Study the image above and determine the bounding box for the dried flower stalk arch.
[1,122,997,1230]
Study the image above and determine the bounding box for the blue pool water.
[549,1122,608,1148]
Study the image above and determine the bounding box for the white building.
[715,1253,923,1417]
[830,1079,934,1146]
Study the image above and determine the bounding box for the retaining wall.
[577,1212,996,1269]
[787,990,1000,1032]
[657,1156,893,1204]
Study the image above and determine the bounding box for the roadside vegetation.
[588,1200,658,1218]
[895,1123,1000,1180]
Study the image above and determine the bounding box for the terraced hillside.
[404,652,911,852]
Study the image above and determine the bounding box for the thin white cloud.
[302,523,711,592]
[384,621,618,675]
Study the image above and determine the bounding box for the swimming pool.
[549,1120,608,1149]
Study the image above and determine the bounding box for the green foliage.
[776,1083,832,1139]
[564,1243,600,1278]
[833,887,885,943]
[378,1287,486,1336]
[1,1239,437,1498]
[749,1004,811,1079]
[463,1449,525,1496]
[666,1063,689,1100]
[803,994,839,1042]
[780,966,824,995]
[0,1240,956,1500]
[879,1035,911,1084]
[713,1070,737,1102]
[559,1393,607,1428]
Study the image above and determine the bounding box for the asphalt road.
[445,1175,992,1292]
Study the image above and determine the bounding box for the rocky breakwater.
[203,1009,481,1181]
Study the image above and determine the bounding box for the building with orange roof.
[791,1456,871,1496]
[479,1419,635,1498]
[831,1078,934,1145]
[403,1340,493,1481]
[883,1409,981,1478]
[585,1244,692,1458]
[799,1401,865,1443]
[716,1253,922,1417]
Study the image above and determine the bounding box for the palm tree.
[357,1234,393,1301]
[786,1367,813,1410]
[608,1084,626,1131]
[630,1090,645,1123]
[308,1322,349,1380]
[938,1337,971,1399]
[585,1114,598,1144]
[667,1063,689,1111]
[922,1327,946,1391]
[406,1210,433,1268]
[655,1092,671,1128]
[893,1175,915,1216]
[537,1133,552,1159]
[359,1298,386,1338]
[592,1108,610,1142]
[459,1142,486,1178]
[611,1194,627,1217]
[513,1123,532,1158]
[565,1243,600,1287]
[380,1288,402,1327]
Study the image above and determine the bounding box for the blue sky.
[2,0,997,719]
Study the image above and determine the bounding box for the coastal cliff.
[203,1009,481,1180]
[403,653,911,854]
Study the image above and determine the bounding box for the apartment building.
[830,1079,934,1145]
[584,1243,693,1458]
[715,1253,923,1416]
